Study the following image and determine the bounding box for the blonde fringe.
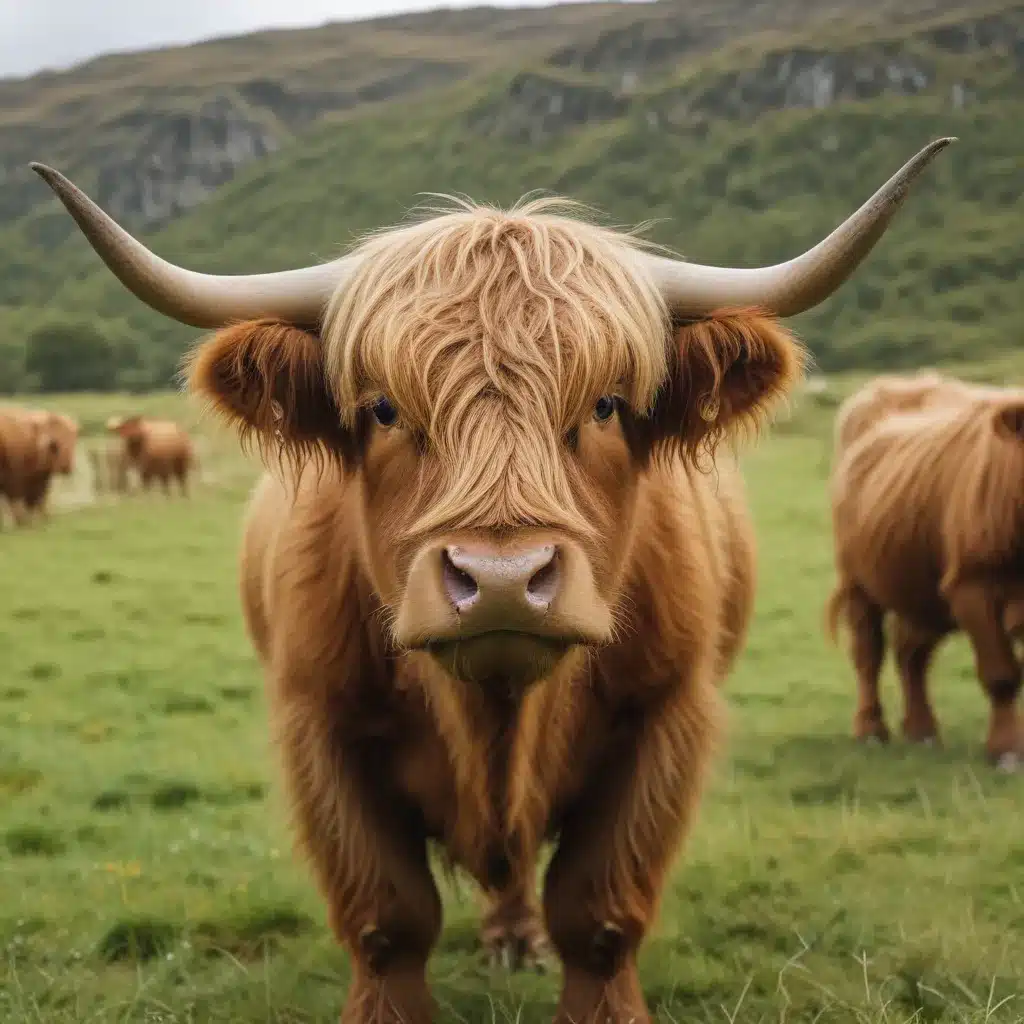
[321,196,671,535]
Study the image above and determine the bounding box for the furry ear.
[184,318,364,468]
[629,307,806,463]
[992,399,1024,442]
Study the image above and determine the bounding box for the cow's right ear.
[185,318,360,464]
[992,399,1024,442]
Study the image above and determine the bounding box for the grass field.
[1,385,1022,1023]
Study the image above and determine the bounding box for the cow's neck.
[422,656,581,886]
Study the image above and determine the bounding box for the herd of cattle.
[15,139,1018,1022]
[0,407,196,525]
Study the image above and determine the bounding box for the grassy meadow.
[1,383,1022,1023]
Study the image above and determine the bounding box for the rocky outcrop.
[474,8,1022,143]
[466,72,631,142]
[0,57,470,236]
[93,97,278,226]
[683,45,935,122]
[548,18,716,78]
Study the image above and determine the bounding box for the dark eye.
[594,395,616,422]
[371,396,399,427]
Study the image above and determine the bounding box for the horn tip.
[29,162,64,188]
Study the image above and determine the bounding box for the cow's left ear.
[631,308,806,462]
[992,399,1024,442]
[184,318,362,466]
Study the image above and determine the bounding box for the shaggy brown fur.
[0,407,60,527]
[20,409,79,517]
[828,378,1024,769]
[108,415,196,495]
[185,197,805,1024]
[833,370,953,455]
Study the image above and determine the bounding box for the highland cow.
[107,414,195,495]
[21,409,79,517]
[0,408,60,526]
[32,138,950,1023]
[828,375,1024,770]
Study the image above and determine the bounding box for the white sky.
[1,1,643,79]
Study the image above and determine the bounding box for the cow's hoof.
[995,751,1021,774]
[859,732,889,747]
[483,920,551,973]
[854,715,890,745]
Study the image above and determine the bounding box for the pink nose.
[441,544,560,618]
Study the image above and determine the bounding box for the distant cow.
[34,139,949,1022]
[831,369,989,456]
[106,415,196,495]
[828,376,1024,770]
[0,408,60,527]
[21,409,79,517]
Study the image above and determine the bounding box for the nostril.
[526,547,559,609]
[442,547,479,611]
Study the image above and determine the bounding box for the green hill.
[1,0,1021,391]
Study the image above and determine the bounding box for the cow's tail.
[824,580,851,645]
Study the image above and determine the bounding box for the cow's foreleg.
[947,581,1023,768]
[542,682,719,1024]
[277,699,441,1024]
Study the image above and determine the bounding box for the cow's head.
[24,410,65,472]
[107,415,147,458]
[47,412,79,475]
[30,139,952,693]
[26,416,61,472]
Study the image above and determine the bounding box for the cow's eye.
[594,395,616,422]
[371,396,399,427]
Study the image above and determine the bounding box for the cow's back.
[832,371,962,457]
[830,406,970,626]
[141,421,193,468]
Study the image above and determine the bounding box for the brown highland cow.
[0,407,61,526]
[21,409,79,517]
[32,138,950,1023]
[107,414,196,495]
[828,373,1024,770]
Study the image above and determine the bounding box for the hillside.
[1,0,1022,391]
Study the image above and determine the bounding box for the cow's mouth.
[414,629,587,688]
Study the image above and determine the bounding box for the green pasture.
[1,383,1021,1023]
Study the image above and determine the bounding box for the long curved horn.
[32,136,952,329]
[641,137,955,318]
[29,163,361,330]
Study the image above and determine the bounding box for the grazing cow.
[828,376,1024,770]
[106,415,195,495]
[0,408,60,527]
[32,139,951,1023]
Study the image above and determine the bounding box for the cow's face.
[30,422,61,472]
[108,416,146,459]
[189,215,801,693]
[24,412,61,472]
[354,383,640,691]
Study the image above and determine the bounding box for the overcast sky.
[1,1,641,79]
